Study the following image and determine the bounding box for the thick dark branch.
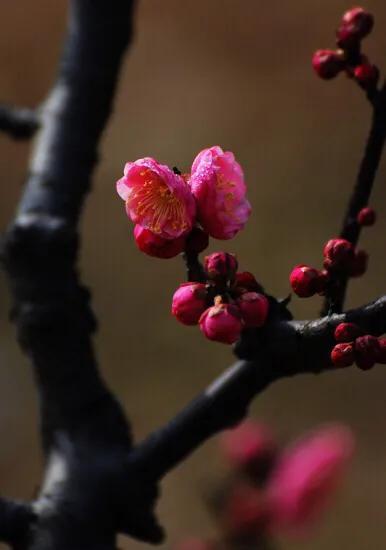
[0,499,34,546]
[0,1,165,548]
[129,295,386,481]
[323,84,386,314]
[0,105,39,139]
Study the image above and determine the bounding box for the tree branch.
[0,499,35,547]
[323,84,386,314]
[128,295,386,481]
[0,1,165,548]
[0,105,39,140]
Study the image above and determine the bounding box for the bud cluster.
[330,322,386,370]
[289,206,377,298]
[312,7,379,91]
[172,253,269,345]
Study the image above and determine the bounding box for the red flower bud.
[312,49,345,80]
[331,343,355,368]
[336,25,357,49]
[377,338,386,365]
[289,265,319,298]
[185,227,209,254]
[353,63,379,89]
[340,7,374,44]
[323,238,354,271]
[348,249,368,277]
[199,300,243,344]
[204,252,238,283]
[354,335,380,370]
[172,282,208,326]
[234,272,264,293]
[236,292,269,328]
[357,206,376,226]
[134,225,185,259]
[334,322,362,343]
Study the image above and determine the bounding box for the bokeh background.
[1,1,386,548]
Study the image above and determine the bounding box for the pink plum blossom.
[117,157,196,239]
[189,146,251,240]
[266,425,354,533]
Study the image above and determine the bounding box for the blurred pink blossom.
[189,146,251,239]
[222,483,269,539]
[266,425,355,533]
[117,157,196,239]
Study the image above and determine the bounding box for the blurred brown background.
[1,1,386,548]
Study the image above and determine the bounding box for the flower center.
[128,170,188,235]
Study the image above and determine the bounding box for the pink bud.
[172,282,208,326]
[377,338,386,364]
[185,227,209,254]
[348,249,368,277]
[331,343,355,368]
[236,292,269,328]
[354,63,379,89]
[323,238,354,271]
[312,50,344,80]
[204,252,238,283]
[234,272,263,293]
[354,335,380,370]
[199,301,243,344]
[267,425,354,532]
[334,322,362,343]
[357,206,376,226]
[289,265,320,298]
[134,225,186,259]
[220,421,277,474]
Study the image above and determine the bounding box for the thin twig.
[0,105,39,139]
[322,83,386,315]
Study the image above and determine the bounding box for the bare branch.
[323,84,386,314]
